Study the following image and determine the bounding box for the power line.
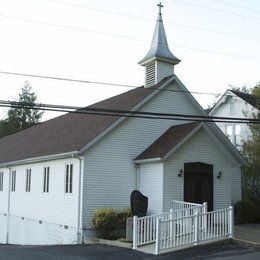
[0,12,260,61]
[0,100,259,124]
[1,70,260,101]
[209,0,260,13]
[49,0,260,41]
[171,0,260,21]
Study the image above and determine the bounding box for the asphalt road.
[0,240,259,260]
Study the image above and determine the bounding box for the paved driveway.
[0,240,260,260]
[234,224,260,244]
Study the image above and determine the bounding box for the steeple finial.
[157,2,163,14]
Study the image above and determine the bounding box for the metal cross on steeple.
[157,2,163,14]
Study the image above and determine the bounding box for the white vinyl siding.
[0,172,3,191]
[43,167,49,193]
[25,169,31,192]
[0,158,80,227]
[11,171,16,192]
[163,128,233,212]
[156,61,174,83]
[65,164,73,194]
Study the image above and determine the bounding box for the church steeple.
[139,2,180,87]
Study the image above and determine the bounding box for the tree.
[0,82,43,138]
[242,84,260,199]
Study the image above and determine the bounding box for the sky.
[0,0,259,121]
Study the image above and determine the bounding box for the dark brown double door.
[184,162,213,211]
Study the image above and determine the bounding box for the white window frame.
[65,164,73,194]
[0,172,3,191]
[43,167,50,193]
[25,169,31,192]
[11,170,16,192]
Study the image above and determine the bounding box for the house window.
[11,171,16,192]
[0,172,3,191]
[226,125,233,142]
[65,164,73,194]
[235,125,241,146]
[43,167,50,193]
[26,169,31,192]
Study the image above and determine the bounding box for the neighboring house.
[0,5,245,245]
[209,89,259,150]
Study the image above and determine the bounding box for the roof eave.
[133,157,162,164]
[0,151,79,168]
[138,56,180,67]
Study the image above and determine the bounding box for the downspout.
[134,163,140,190]
[76,155,84,244]
[6,167,12,244]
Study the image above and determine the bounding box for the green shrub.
[92,209,117,239]
[92,208,132,239]
[116,208,132,226]
[234,200,257,224]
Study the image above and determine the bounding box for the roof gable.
[210,89,258,116]
[134,122,200,161]
[230,90,258,109]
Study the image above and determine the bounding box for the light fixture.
[217,171,222,179]
[178,169,183,178]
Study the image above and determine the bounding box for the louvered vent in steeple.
[145,62,156,87]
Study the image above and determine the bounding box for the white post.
[228,206,234,238]
[155,218,161,255]
[169,209,173,238]
[132,216,138,249]
[203,202,208,213]
[194,210,199,245]
[202,202,207,232]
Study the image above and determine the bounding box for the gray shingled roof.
[230,90,258,109]
[0,78,171,164]
[135,122,199,161]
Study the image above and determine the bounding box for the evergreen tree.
[0,82,43,138]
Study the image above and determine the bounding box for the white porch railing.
[156,206,233,255]
[132,211,174,247]
[171,200,206,214]
[133,200,206,249]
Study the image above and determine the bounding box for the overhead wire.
[0,100,259,124]
[209,0,260,13]
[0,12,260,61]
[0,70,259,101]
[49,0,260,41]
[170,0,260,21]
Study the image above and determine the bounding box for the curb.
[233,238,260,249]
[84,238,132,249]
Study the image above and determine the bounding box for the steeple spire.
[139,2,180,87]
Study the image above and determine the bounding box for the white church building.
[0,4,245,245]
